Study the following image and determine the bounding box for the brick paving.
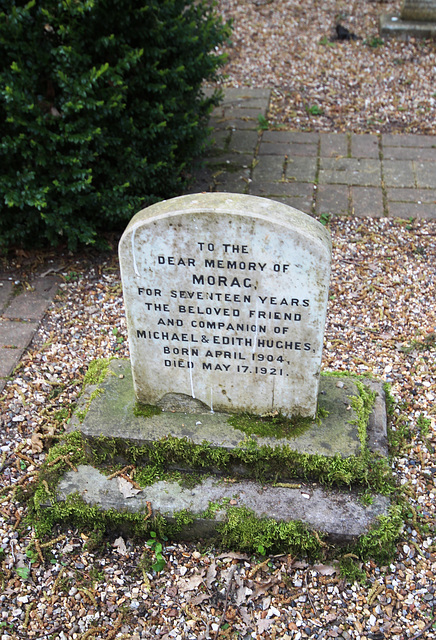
[192,88,436,220]
[1,88,435,389]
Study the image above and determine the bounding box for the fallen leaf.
[252,576,281,599]
[113,536,128,555]
[31,432,44,453]
[188,593,211,605]
[117,476,141,498]
[257,618,273,633]
[313,563,338,576]
[205,560,217,588]
[178,569,206,593]
[217,551,250,561]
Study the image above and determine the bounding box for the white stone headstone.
[119,194,331,418]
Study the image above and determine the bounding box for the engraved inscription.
[119,194,331,417]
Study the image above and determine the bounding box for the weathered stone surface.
[57,465,390,543]
[119,193,331,418]
[401,0,436,21]
[70,360,388,461]
[380,13,436,38]
[3,276,59,321]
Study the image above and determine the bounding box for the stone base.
[69,359,388,460]
[52,359,391,544]
[380,14,436,39]
[57,465,390,544]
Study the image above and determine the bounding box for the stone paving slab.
[285,157,318,183]
[351,187,385,218]
[250,181,314,198]
[388,202,436,219]
[259,141,319,157]
[251,155,284,181]
[319,158,382,187]
[316,184,350,216]
[262,130,319,144]
[190,88,436,220]
[383,146,436,162]
[228,130,259,154]
[0,319,39,348]
[0,274,60,392]
[383,160,415,189]
[382,133,436,147]
[387,187,436,203]
[320,133,348,158]
[415,163,436,189]
[3,276,60,321]
[351,134,380,159]
[0,348,22,379]
[0,281,13,312]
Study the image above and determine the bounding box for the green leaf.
[16,566,30,580]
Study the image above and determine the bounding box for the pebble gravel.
[0,215,435,639]
[1,0,436,636]
[211,0,436,133]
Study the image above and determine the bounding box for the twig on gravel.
[40,534,67,548]
[78,627,106,640]
[28,625,63,639]
[305,571,316,615]
[408,611,436,640]
[106,613,124,640]
[52,567,66,594]
[214,565,236,640]
[23,602,34,629]
[0,451,7,472]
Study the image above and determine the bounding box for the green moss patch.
[228,411,314,440]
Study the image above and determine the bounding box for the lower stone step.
[56,464,389,544]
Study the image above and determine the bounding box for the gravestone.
[380,0,436,37]
[119,193,331,418]
[53,192,391,546]
[401,0,436,20]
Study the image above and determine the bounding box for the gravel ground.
[1,2,436,637]
[1,216,435,640]
[211,0,436,134]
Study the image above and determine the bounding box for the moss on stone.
[133,402,162,418]
[227,411,314,440]
[20,367,404,563]
[83,358,115,386]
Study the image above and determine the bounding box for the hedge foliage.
[0,0,230,250]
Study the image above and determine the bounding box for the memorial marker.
[119,193,331,417]
[401,0,436,21]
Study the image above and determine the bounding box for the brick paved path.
[1,88,435,391]
[191,88,436,220]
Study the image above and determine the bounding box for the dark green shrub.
[0,0,230,250]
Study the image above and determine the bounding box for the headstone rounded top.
[119,193,332,417]
[122,193,331,260]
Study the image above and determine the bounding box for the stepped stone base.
[69,360,388,460]
[52,359,390,544]
[380,14,436,39]
[57,465,390,543]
